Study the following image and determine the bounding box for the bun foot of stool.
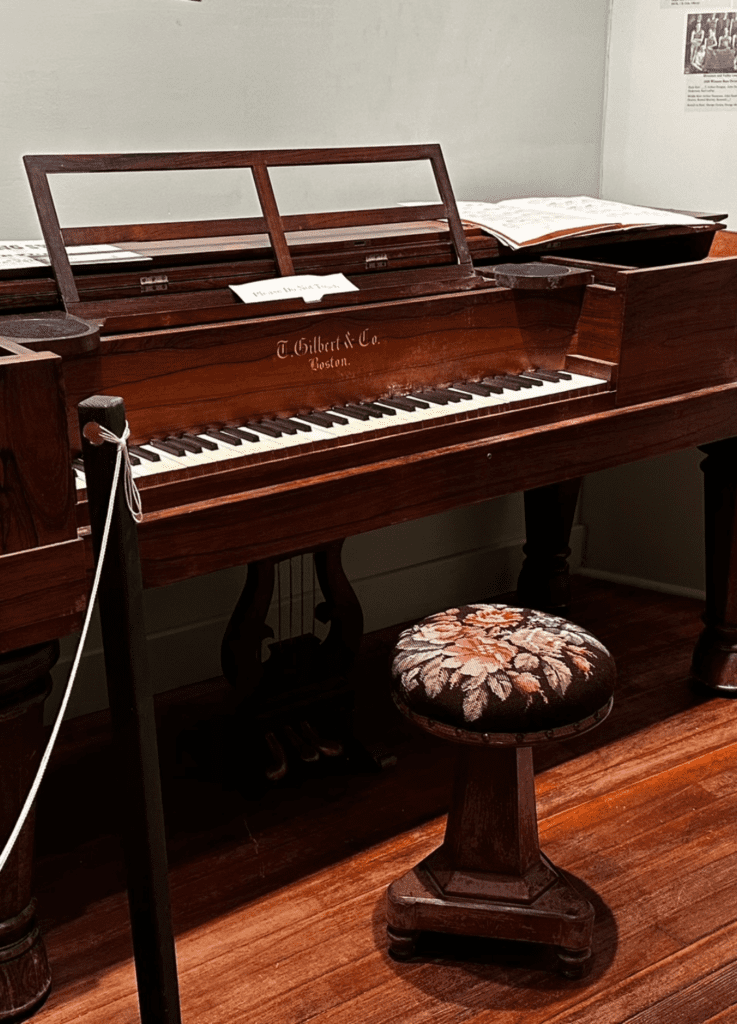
[386,854,594,975]
[386,926,419,961]
[556,944,593,980]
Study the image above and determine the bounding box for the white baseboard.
[576,565,705,602]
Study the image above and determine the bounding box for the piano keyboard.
[72,369,607,493]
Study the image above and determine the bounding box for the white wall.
[602,1,737,224]
[582,0,737,597]
[2,0,609,234]
[0,0,611,717]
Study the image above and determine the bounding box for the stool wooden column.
[386,603,615,977]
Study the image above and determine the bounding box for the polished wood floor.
[29,577,737,1024]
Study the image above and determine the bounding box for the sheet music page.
[454,197,709,249]
[230,273,359,304]
[0,241,150,269]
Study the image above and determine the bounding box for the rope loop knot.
[93,421,143,523]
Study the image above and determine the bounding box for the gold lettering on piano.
[275,329,380,371]
[309,355,349,372]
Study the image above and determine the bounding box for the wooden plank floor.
[28,577,737,1024]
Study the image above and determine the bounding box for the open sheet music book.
[453,197,711,250]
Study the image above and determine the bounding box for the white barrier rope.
[85,421,143,524]
[0,422,140,876]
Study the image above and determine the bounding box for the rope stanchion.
[78,395,182,1024]
[0,423,135,877]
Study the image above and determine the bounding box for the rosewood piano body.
[2,145,737,1020]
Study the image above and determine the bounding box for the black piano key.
[399,395,431,409]
[295,411,337,428]
[515,373,545,387]
[206,428,242,446]
[360,402,396,416]
[467,380,504,395]
[150,438,188,457]
[485,376,522,392]
[245,421,283,438]
[128,453,141,466]
[409,391,450,406]
[500,374,536,389]
[346,403,384,418]
[342,403,382,419]
[267,418,300,435]
[375,396,421,412]
[219,426,261,443]
[333,405,371,421]
[556,371,573,380]
[521,370,562,384]
[318,409,349,425]
[451,380,499,397]
[433,388,470,402]
[182,432,219,450]
[168,435,203,453]
[72,457,85,470]
[129,444,161,462]
[282,418,312,433]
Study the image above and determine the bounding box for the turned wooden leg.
[0,642,57,1022]
[517,478,583,615]
[692,438,737,695]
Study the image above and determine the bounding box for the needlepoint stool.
[386,603,615,977]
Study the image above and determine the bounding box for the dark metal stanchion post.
[79,395,182,1024]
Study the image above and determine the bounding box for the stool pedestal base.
[386,745,595,978]
[386,852,594,978]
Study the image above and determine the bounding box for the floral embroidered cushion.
[392,604,615,737]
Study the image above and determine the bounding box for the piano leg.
[516,478,583,615]
[692,438,737,695]
[0,641,57,1023]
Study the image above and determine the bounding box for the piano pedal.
[357,737,398,772]
[298,718,343,758]
[282,722,320,763]
[263,729,289,781]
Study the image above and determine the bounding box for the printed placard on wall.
[663,1,734,8]
[683,10,737,107]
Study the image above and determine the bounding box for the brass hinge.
[140,274,169,293]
